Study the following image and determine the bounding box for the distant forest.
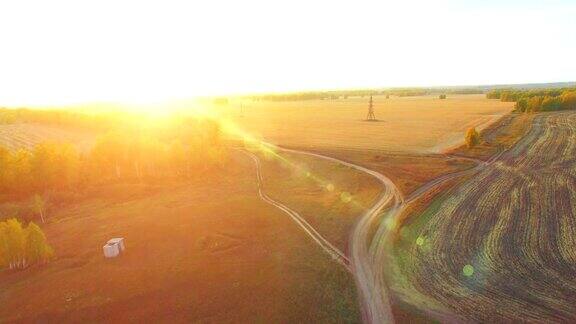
[0,109,227,207]
[243,82,576,102]
[244,88,484,102]
[486,88,576,112]
[0,108,125,130]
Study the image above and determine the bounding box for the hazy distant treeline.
[486,88,576,112]
[246,88,483,102]
[0,108,148,133]
[0,117,227,201]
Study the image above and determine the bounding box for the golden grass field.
[0,95,538,323]
[0,149,370,322]
[223,94,514,153]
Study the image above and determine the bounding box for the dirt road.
[276,146,402,324]
[240,149,352,270]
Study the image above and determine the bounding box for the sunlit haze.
[0,0,575,107]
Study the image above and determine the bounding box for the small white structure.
[103,237,125,258]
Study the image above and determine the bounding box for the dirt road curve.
[398,111,576,322]
[240,150,352,271]
[277,147,402,324]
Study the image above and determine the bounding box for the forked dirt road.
[276,147,402,324]
[239,104,538,322]
[244,144,492,323]
[246,136,517,323]
[240,149,352,271]
[242,145,400,324]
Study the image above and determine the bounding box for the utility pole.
[366,95,376,121]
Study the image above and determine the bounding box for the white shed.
[103,237,125,258]
[108,238,126,251]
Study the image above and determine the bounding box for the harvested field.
[449,112,534,161]
[0,123,94,151]
[223,95,513,153]
[392,111,576,322]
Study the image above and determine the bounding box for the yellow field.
[223,94,514,153]
[0,123,94,151]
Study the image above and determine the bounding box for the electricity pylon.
[366,95,376,121]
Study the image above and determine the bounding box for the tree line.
[486,88,576,112]
[0,218,53,270]
[0,107,134,131]
[0,118,227,202]
[243,87,483,102]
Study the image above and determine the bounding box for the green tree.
[91,132,128,179]
[31,194,47,223]
[527,96,544,112]
[31,142,57,190]
[465,127,481,148]
[5,149,33,196]
[0,219,53,270]
[0,221,9,268]
[560,91,576,110]
[2,219,26,269]
[541,96,562,111]
[515,98,528,112]
[0,146,10,191]
[24,222,53,265]
[53,143,80,189]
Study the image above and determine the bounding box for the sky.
[0,0,575,107]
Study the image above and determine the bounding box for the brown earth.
[391,111,576,322]
[0,151,361,323]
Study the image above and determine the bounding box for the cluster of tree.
[388,89,428,97]
[89,120,226,182]
[0,143,80,197]
[0,118,227,200]
[486,88,569,101]
[465,127,481,148]
[514,91,576,112]
[486,88,576,112]
[0,219,53,270]
[439,94,447,99]
[0,108,141,131]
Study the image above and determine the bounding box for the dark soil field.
[391,111,576,322]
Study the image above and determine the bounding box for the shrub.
[541,96,562,111]
[0,218,53,270]
[439,94,447,99]
[465,127,481,148]
[560,91,576,110]
[515,98,528,112]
